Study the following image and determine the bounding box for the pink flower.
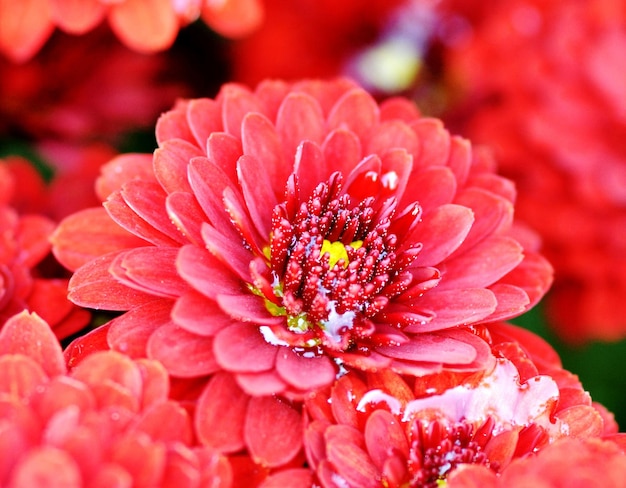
[0,0,262,63]
[0,311,232,487]
[0,159,89,339]
[447,437,626,487]
[443,0,626,343]
[53,78,552,397]
[303,324,612,487]
[0,27,187,144]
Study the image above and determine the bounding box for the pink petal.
[405,288,497,331]
[109,0,178,53]
[0,0,54,63]
[294,141,328,201]
[453,188,514,254]
[364,410,410,472]
[134,358,170,408]
[327,88,380,140]
[110,435,166,487]
[275,347,337,391]
[109,247,189,298]
[379,148,413,202]
[438,236,524,290]
[219,83,264,137]
[365,120,420,160]
[213,323,277,373]
[105,191,180,247]
[51,207,148,272]
[188,156,241,233]
[485,284,530,322]
[325,425,380,488]
[0,355,48,399]
[500,252,553,310]
[329,374,369,429]
[259,468,314,488]
[166,192,207,246]
[177,245,243,297]
[241,112,290,195]
[556,405,604,439]
[410,204,474,267]
[410,118,451,168]
[276,92,325,158]
[375,333,478,364]
[0,311,66,377]
[121,180,187,244]
[107,298,174,358]
[206,132,242,184]
[96,153,156,200]
[446,135,472,186]
[201,223,252,281]
[68,252,158,310]
[71,350,142,395]
[155,101,195,145]
[172,291,235,336]
[322,128,363,177]
[64,323,111,368]
[9,447,82,488]
[195,372,249,453]
[134,401,192,444]
[51,0,105,34]
[379,97,421,122]
[216,293,277,324]
[147,322,219,377]
[154,139,202,194]
[186,98,223,149]
[237,154,277,237]
[245,396,303,467]
[235,370,287,396]
[200,0,264,38]
[401,166,456,213]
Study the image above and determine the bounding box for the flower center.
[251,171,423,351]
[408,419,498,487]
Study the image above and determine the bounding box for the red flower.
[0,311,232,487]
[0,159,89,339]
[443,0,626,343]
[53,78,552,397]
[303,339,602,488]
[447,437,626,487]
[0,27,187,144]
[0,0,262,63]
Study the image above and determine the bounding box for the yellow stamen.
[321,240,363,268]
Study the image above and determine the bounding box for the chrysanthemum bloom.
[0,28,187,144]
[0,311,232,487]
[53,78,552,398]
[0,159,90,339]
[442,0,626,343]
[0,0,262,63]
[303,327,612,488]
[447,436,626,487]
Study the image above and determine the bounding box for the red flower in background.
[52,78,552,398]
[302,323,609,488]
[0,311,232,487]
[447,437,626,487]
[443,0,626,343]
[0,27,187,144]
[0,0,262,63]
[0,158,89,339]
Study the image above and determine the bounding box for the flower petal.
[411,118,451,168]
[275,347,337,391]
[277,92,325,159]
[68,252,157,310]
[154,139,202,194]
[186,98,223,149]
[237,154,277,237]
[52,207,147,272]
[375,333,478,365]
[172,291,236,337]
[108,298,174,358]
[235,370,287,396]
[364,410,410,472]
[96,153,156,200]
[109,0,178,53]
[328,88,380,140]
[322,128,363,177]
[214,323,278,373]
[51,0,105,34]
[325,425,380,488]
[109,247,189,298]
[195,372,249,453]
[147,322,219,377]
[245,396,303,467]
[0,311,66,377]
